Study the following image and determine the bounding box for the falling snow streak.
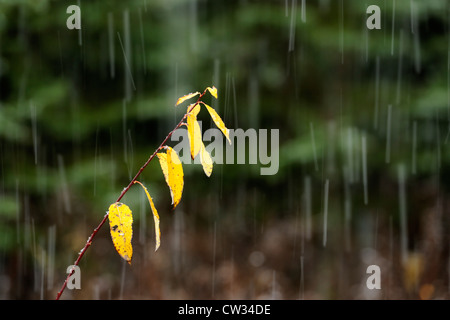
[288,0,297,52]
[339,0,344,64]
[212,221,217,298]
[77,0,82,46]
[271,270,277,299]
[301,0,306,23]
[15,180,20,245]
[223,73,238,129]
[412,121,417,175]
[396,29,404,105]
[30,101,37,165]
[122,99,128,164]
[391,0,396,56]
[374,56,380,129]
[139,188,146,245]
[172,209,185,275]
[386,104,392,163]
[57,31,64,77]
[117,32,136,102]
[231,77,238,129]
[299,255,305,299]
[39,246,45,299]
[47,225,55,290]
[398,165,408,265]
[189,0,198,51]
[410,0,416,34]
[322,179,329,247]
[448,38,450,141]
[127,129,134,180]
[304,176,312,241]
[343,166,352,252]
[57,154,71,214]
[362,135,368,205]
[108,12,115,79]
[138,8,147,75]
[364,20,369,62]
[410,0,421,73]
[310,122,319,171]
[248,77,260,130]
[436,112,441,171]
[413,29,421,74]
[119,259,127,299]
[212,59,220,111]
[346,128,354,183]
[93,125,99,196]
[123,9,133,100]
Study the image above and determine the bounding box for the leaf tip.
[176,91,200,106]
[207,86,218,99]
[200,145,213,177]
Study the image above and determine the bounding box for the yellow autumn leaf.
[202,102,231,144]
[200,143,213,177]
[156,153,170,202]
[167,147,184,208]
[176,91,200,106]
[206,86,218,99]
[157,147,184,208]
[133,181,160,251]
[108,202,133,264]
[187,113,202,159]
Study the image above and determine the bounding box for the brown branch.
[55,90,207,300]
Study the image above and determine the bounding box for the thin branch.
[55,91,206,300]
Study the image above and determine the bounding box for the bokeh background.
[1,0,450,299]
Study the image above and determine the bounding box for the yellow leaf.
[176,91,200,106]
[187,113,202,159]
[202,102,231,144]
[157,152,169,182]
[200,143,213,177]
[167,147,184,208]
[187,103,201,116]
[156,153,171,204]
[133,181,160,251]
[108,202,133,264]
[206,86,218,99]
[157,146,184,208]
